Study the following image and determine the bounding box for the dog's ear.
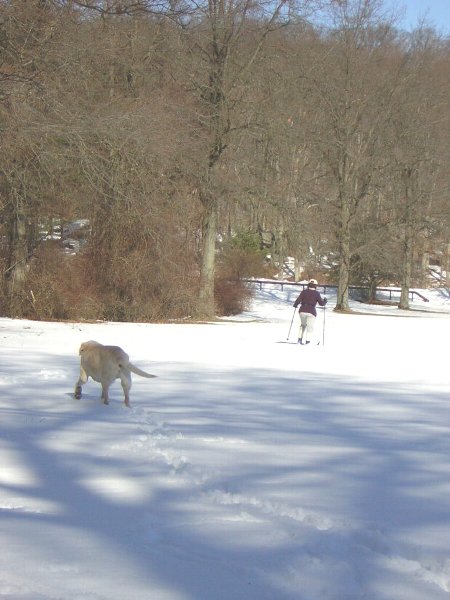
[79,340,97,354]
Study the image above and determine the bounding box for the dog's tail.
[128,363,157,378]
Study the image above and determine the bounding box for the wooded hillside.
[1,0,449,321]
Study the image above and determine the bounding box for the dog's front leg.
[101,385,109,405]
[74,381,83,399]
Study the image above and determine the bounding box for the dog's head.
[79,340,101,355]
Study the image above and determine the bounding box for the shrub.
[218,231,268,280]
[214,278,253,316]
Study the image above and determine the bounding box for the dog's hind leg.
[74,366,88,399]
[120,368,132,407]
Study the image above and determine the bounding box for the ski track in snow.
[1,372,450,599]
[124,405,450,598]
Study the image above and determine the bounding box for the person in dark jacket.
[293,279,327,344]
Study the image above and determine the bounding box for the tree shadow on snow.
[0,350,449,600]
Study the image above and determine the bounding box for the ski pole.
[322,305,326,346]
[287,307,296,341]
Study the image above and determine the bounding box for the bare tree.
[292,0,406,310]
[65,0,312,318]
[178,0,306,316]
[0,0,67,314]
[386,29,444,308]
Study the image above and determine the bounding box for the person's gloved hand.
[323,297,328,304]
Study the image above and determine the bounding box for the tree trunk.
[420,251,429,288]
[445,242,450,288]
[335,200,351,311]
[368,278,378,302]
[399,224,413,309]
[398,168,419,310]
[6,205,28,315]
[294,257,303,281]
[198,191,218,318]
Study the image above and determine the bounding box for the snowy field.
[1,284,450,600]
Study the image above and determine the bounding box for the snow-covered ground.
[1,285,450,600]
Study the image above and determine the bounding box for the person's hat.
[308,278,318,287]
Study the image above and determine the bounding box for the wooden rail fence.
[242,279,429,303]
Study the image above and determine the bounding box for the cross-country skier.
[293,279,327,344]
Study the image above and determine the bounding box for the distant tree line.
[0,0,449,321]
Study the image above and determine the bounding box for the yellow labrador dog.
[74,341,156,407]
